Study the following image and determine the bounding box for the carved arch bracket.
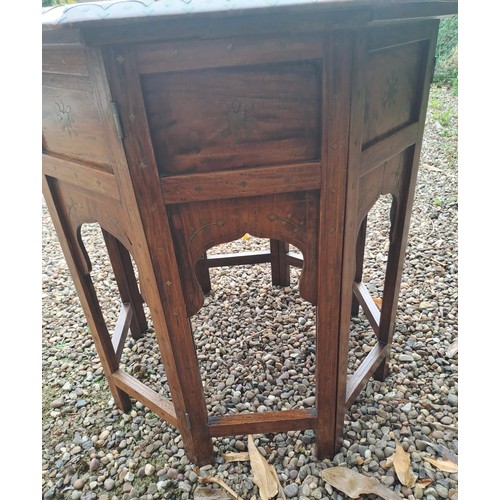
[168,191,320,316]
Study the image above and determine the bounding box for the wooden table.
[42,0,457,465]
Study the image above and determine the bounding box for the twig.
[429,421,458,432]
[196,471,245,500]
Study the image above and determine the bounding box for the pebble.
[73,479,85,490]
[284,483,299,498]
[103,479,115,491]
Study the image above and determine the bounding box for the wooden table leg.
[42,177,132,413]
[102,229,148,340]
[351,217,368,317]
[270,239,290,287]
[195,252,212,295]
[374,191,412,381]
[315,31,353,459]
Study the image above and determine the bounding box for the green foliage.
[434,15,458,92]
[42,0,77,6]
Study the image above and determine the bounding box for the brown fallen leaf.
[270,463,286,500]
[393,441,417,487]
[222,452,250,463]
[415,478,434,488]
[320,467,400,500]
[248,435,279,500]
[194,485,233,500]
[373,297,383,310]
[197,473,245,500]
[423,456,458,473]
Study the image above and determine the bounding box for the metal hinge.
[111,101,124,140]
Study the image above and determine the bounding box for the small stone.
[178,481,192,493]
[441,416,454,425]
[43,487,56,499]
[144,464,155,476]
[51,398,65,408]
[104,479,115,491]
[302,396,315,407]
[435,484,449,498]
[73,479,85,490]
[415,439,428,451]
[166,468,179,480]
[447,394,458,407]
[284,483,299,498]
[89,458,100,472]
[399,354,414,362]
[235,440,246,451]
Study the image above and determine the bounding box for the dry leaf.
[248,435,279,500]
[447,339,458,358]
[320,467,400,500]
[222,452,250,463]
[393,441,417,487]
[422,164,443,172]
[415,478,434,488]
[242,233,251,240]
[270,464,286,500]
[373,297,383,310]
[194,486,234,499]
[423,456,458,473]
[197,474,245,500]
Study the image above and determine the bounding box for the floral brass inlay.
[383,75,399,108]
[188,219,225,246]
[268,213,305,233]
[221,99,256,142]
[56,99,76,136]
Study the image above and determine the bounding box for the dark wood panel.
[141,60,322,176]
[42,76,112,169]
[161,162,321,204]
[362,39,428,148]
[136,34,321,74]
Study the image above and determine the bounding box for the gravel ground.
[41,84,458,500]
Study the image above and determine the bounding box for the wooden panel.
[42,154,120,200]
[141,60,322,176]
[136,34,321,74]
[42,46,88,75]
[42,72,112,170]
[161,162,321,204]
[360,123,418,176]
[362,39,428,148]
